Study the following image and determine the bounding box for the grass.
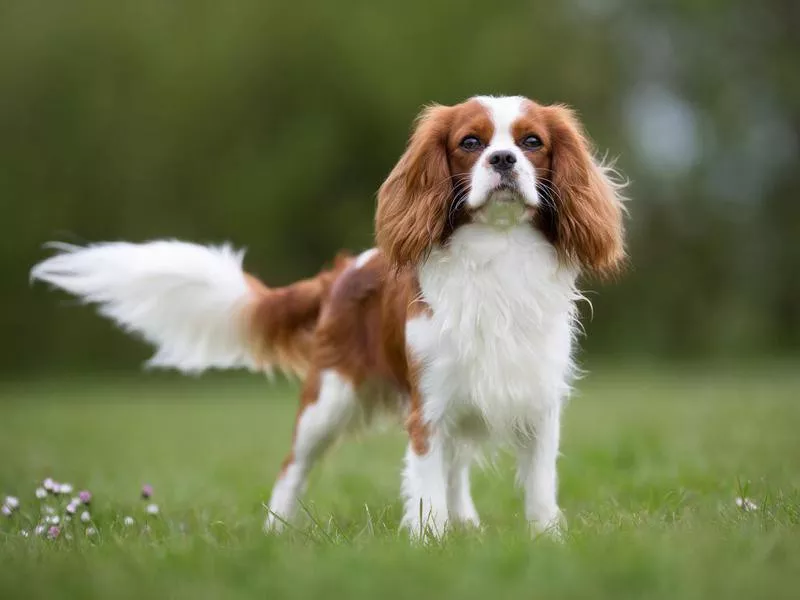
[1,363,799,599]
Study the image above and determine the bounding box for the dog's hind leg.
[265,369,357,532]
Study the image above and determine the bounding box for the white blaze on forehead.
[475,96,526,146]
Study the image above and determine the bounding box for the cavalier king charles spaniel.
[32,95,625,539]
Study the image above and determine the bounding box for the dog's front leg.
[401,413,450,541]
[516,405,565,539]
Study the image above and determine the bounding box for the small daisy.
[735,497,758,511]
[79,490,92,505]
[35,487,47,499]
[1,505,12,517]
[43,478,56,492]
[123,516,135,527]
[5,496,20,510]
[85,526,97,537]
[43,505,55,515]
[48,515,60,525]
[141,484,153,499]
[80,511,91,523]
[58,483,74,495]
[34,524,46,536]
[66,503,78,515]
[145,503,160,516]
[47,526,60,539]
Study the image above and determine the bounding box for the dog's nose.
[488,150,517,172]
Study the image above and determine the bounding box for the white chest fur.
[406,224,580,442]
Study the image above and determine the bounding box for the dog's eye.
[459,136,483,152]
[520,135,543,150]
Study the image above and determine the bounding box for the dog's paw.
[401,513,449,544]
[263,511,287,534]
[529,508,566,542]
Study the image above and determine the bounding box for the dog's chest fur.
[406,224,579,441]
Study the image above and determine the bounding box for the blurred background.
[2,0,799,376]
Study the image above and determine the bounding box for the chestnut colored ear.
[376,105,453,269]
[545,105,626,278]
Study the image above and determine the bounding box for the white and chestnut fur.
[31,95,625,539]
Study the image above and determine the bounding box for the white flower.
[1,505,11,517]
[85,526,97,537]
[735,497,758,511]
[34,524,46,536]
[66,503,77,515]
[80,511,91,523]
[20,529,29,538]
[43,505,55,515]
[123,516,135,526]
[58,483,73,495]
[43,478,55,492]
[145,503,160,515]
[35,487,47,499]
[5,496,19,510]
[48,515,60,525]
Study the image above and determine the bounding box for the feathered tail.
[30,240,351,375]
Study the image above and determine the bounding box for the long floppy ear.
[545,105,626,278]
[376,105,453,269]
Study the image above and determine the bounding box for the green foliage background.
[3,0,799,373]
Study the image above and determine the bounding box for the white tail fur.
[30,240,259,374]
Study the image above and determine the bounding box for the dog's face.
[446,97,546,225]
[376,95,626,277]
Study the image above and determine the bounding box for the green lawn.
[1,364,799,599]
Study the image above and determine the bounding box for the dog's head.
[376,95,626,277]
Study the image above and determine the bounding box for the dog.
[31,95,625,539]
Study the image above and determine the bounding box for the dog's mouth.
[473,184,534,228]
[488,183,523,202]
